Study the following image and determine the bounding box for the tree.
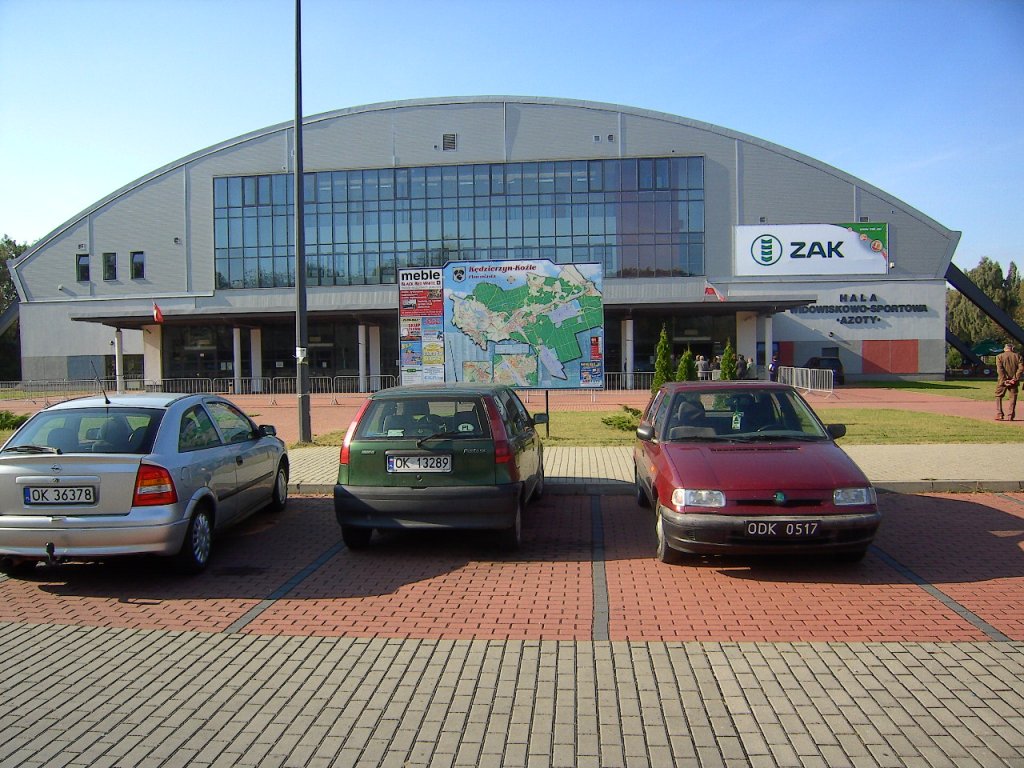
[0,234,26,312]
[675,347,697,381]
[0,235,26,381]
[947,257,1021,347]
[720,339,737,380]
[651,324,673,393]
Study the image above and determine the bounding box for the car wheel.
[836,548,868,563]
[635,467,650,509]
[499,496,523,551]
[270,461,288,512]
[655,508,681,564]
[532,464,545,501]
[176,507,213,574]
[341,525,373,550]
[0,558,37,578]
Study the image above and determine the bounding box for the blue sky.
[1,0,1021,274]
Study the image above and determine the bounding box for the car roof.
[41,393,198,411]
[657,381,796,394]
[370,383,510,399]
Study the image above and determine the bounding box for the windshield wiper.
[416,431,460,448]
[2,445,60,454]
[667,434,731,443]
[729,433,823,443]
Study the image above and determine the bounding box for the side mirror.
[826,424,846,439]
[636,424,655,442]
[258,424,277,438]
[533,413,549,425]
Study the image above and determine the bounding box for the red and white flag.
[152,302,164,324]
[703,281,726,302]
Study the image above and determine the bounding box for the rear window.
[4,408,164,455]
[356,397,490,439]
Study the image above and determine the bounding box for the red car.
[634,382,879,563]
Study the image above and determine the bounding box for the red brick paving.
[1,492,1022,642]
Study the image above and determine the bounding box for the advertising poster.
[398,267,444,385]
[734,223,889,277]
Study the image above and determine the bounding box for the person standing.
[995,342,1024,420]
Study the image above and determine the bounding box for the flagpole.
[293,0,311,443]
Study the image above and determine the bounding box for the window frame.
[101,252,117,281]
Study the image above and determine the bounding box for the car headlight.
[833,487,877,506]
[671,489,726,508]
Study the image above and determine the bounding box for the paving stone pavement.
[2,622,1022,768]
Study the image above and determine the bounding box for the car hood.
[662,441,870,490]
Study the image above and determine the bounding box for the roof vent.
[442,133,457,151]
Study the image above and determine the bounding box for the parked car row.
[1,381,878,575]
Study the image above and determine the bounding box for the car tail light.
[340,399,372,465]
[482,398,514,466]
[133,464,178,506]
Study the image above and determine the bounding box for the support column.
[250,328,263,393]
[358,323,368,393]
[143,324,163,389]
[622,317,635,389]
[114,328,125,393]
[368,325,381,390]
[762,314,774,380]
[232,327,242,395]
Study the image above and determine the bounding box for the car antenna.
[90,360,111,405]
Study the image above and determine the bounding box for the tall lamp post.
[294,0,311,443]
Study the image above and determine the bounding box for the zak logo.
[751,235,783,266]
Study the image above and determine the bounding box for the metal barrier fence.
[0,375,399,406]
[777,366,835,396]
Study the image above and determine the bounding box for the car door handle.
[236,456,243,466]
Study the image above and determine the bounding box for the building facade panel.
[739,142,855,227]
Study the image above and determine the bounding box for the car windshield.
[4,408,164,455]
[661,388,829,441]
[357,397,489,439]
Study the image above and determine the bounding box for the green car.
[333,384,548,551]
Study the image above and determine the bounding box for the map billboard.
[442,260,604,388]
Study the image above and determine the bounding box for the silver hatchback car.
[0,393,289,576]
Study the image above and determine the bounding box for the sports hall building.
[10,97,959,389]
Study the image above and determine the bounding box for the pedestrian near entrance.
[995,343,1024,420]
[769,354,780,382]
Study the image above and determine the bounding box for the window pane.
[214,178,228,208]
[131,252,145,279]
[103,253,116,281]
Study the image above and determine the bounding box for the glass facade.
[213,157,704,290]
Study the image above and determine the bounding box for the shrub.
[676,348,697,381]
[601,405,642,432]
[0,410,28,429]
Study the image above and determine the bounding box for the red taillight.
[133,464,178,506]
[482,398,514,466]
[340,399,372,465]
